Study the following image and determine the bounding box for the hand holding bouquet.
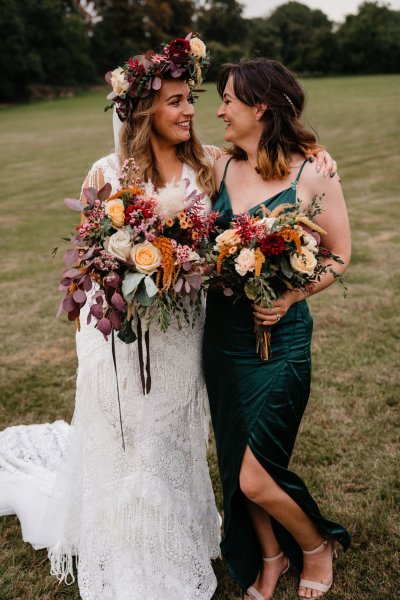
[207,196,346,359]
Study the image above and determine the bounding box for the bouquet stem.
[255,324,272,361]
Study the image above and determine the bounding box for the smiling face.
[151,80,195,147]
[217,75,265,149]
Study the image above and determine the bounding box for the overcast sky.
[242,0,400,21]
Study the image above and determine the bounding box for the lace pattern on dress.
[47,152,221,600]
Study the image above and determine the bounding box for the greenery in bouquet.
[59,158,219,343]
[206,196,346,359]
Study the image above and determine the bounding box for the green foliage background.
[0,1,399,101]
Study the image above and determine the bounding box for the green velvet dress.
[203,159,351,590]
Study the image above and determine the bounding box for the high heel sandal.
[246,551,290,600]
[298,539,335,598]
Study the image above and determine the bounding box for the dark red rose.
[166,38,191,58]
[260,234,286,257]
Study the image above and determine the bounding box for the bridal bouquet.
[59,159,218,345]
[207,197,345,360]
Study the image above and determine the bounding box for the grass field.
[0,75,399,599]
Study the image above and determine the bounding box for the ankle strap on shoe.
[302,539,328,555]
[262,550,284,562]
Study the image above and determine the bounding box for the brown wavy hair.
[217,58,322,180]
[118,86,214,197]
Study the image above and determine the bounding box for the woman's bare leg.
[240,447,334,599]
[245,500,289,599]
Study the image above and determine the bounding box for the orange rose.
[131,241,162,275]
[106,199,125,228]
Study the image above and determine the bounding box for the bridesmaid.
[203,58,351,600]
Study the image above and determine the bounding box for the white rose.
[190,37,207,57]
[235,248,256,277]
[131,241,162,275]
[302,233,318,253]
[105,229,132,261]
[111,67,129,96]
[290,247,317,275]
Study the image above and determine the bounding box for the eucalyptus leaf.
[280,256,294,279]
[122,272,146,303]
[144,275,158,298]
[136,281,156,307]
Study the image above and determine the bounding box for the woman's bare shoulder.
[213,153,232,188]
[299,158,342,197]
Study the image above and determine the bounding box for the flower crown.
[105,33,211,122]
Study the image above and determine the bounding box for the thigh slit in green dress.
[203,159,350,590]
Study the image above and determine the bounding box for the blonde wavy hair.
[118,90,215,198]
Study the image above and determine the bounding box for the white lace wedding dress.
[0,150,221,599]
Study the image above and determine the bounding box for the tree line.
[1,0,399,101]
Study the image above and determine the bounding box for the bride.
[1,35,221,600]
[0,35,336,599]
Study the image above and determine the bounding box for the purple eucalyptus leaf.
[174,277,184,293]
[60,277,71,287]
[189,275,202,290]
[73,288,87,304]
[94,290,104,301]
[64,198,83,212]
[87,311,92,325]
[105,71,113,85]
[97,317,112,336]
[63,249,79,266]
[63,268,81,278]
[82,187,97,207]
[111,291,126,311]
[90,303,104,320]
[106,272,121,289]
[83,275,93,292]
[109,310,122,330]
[185,280,191,293]
[171,67,186,78]
[68,306,80,321]
[63,295,77,313]
[223,288,234,297]
[97,183,112,202]
[152,77,162,90]
[183,261,193,272]
[80,246,96,261]
[189,288,197,301]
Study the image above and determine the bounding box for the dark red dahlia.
[166,38,191,58]
[260,234,286,257]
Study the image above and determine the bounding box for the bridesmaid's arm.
[254,167,351,326]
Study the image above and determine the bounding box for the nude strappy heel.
[298,539,334,598]
[247,551,290,600]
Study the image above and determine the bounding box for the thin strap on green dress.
[221,157,234,184]
[294,158,308,184]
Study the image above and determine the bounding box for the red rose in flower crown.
[105,33,211,122]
